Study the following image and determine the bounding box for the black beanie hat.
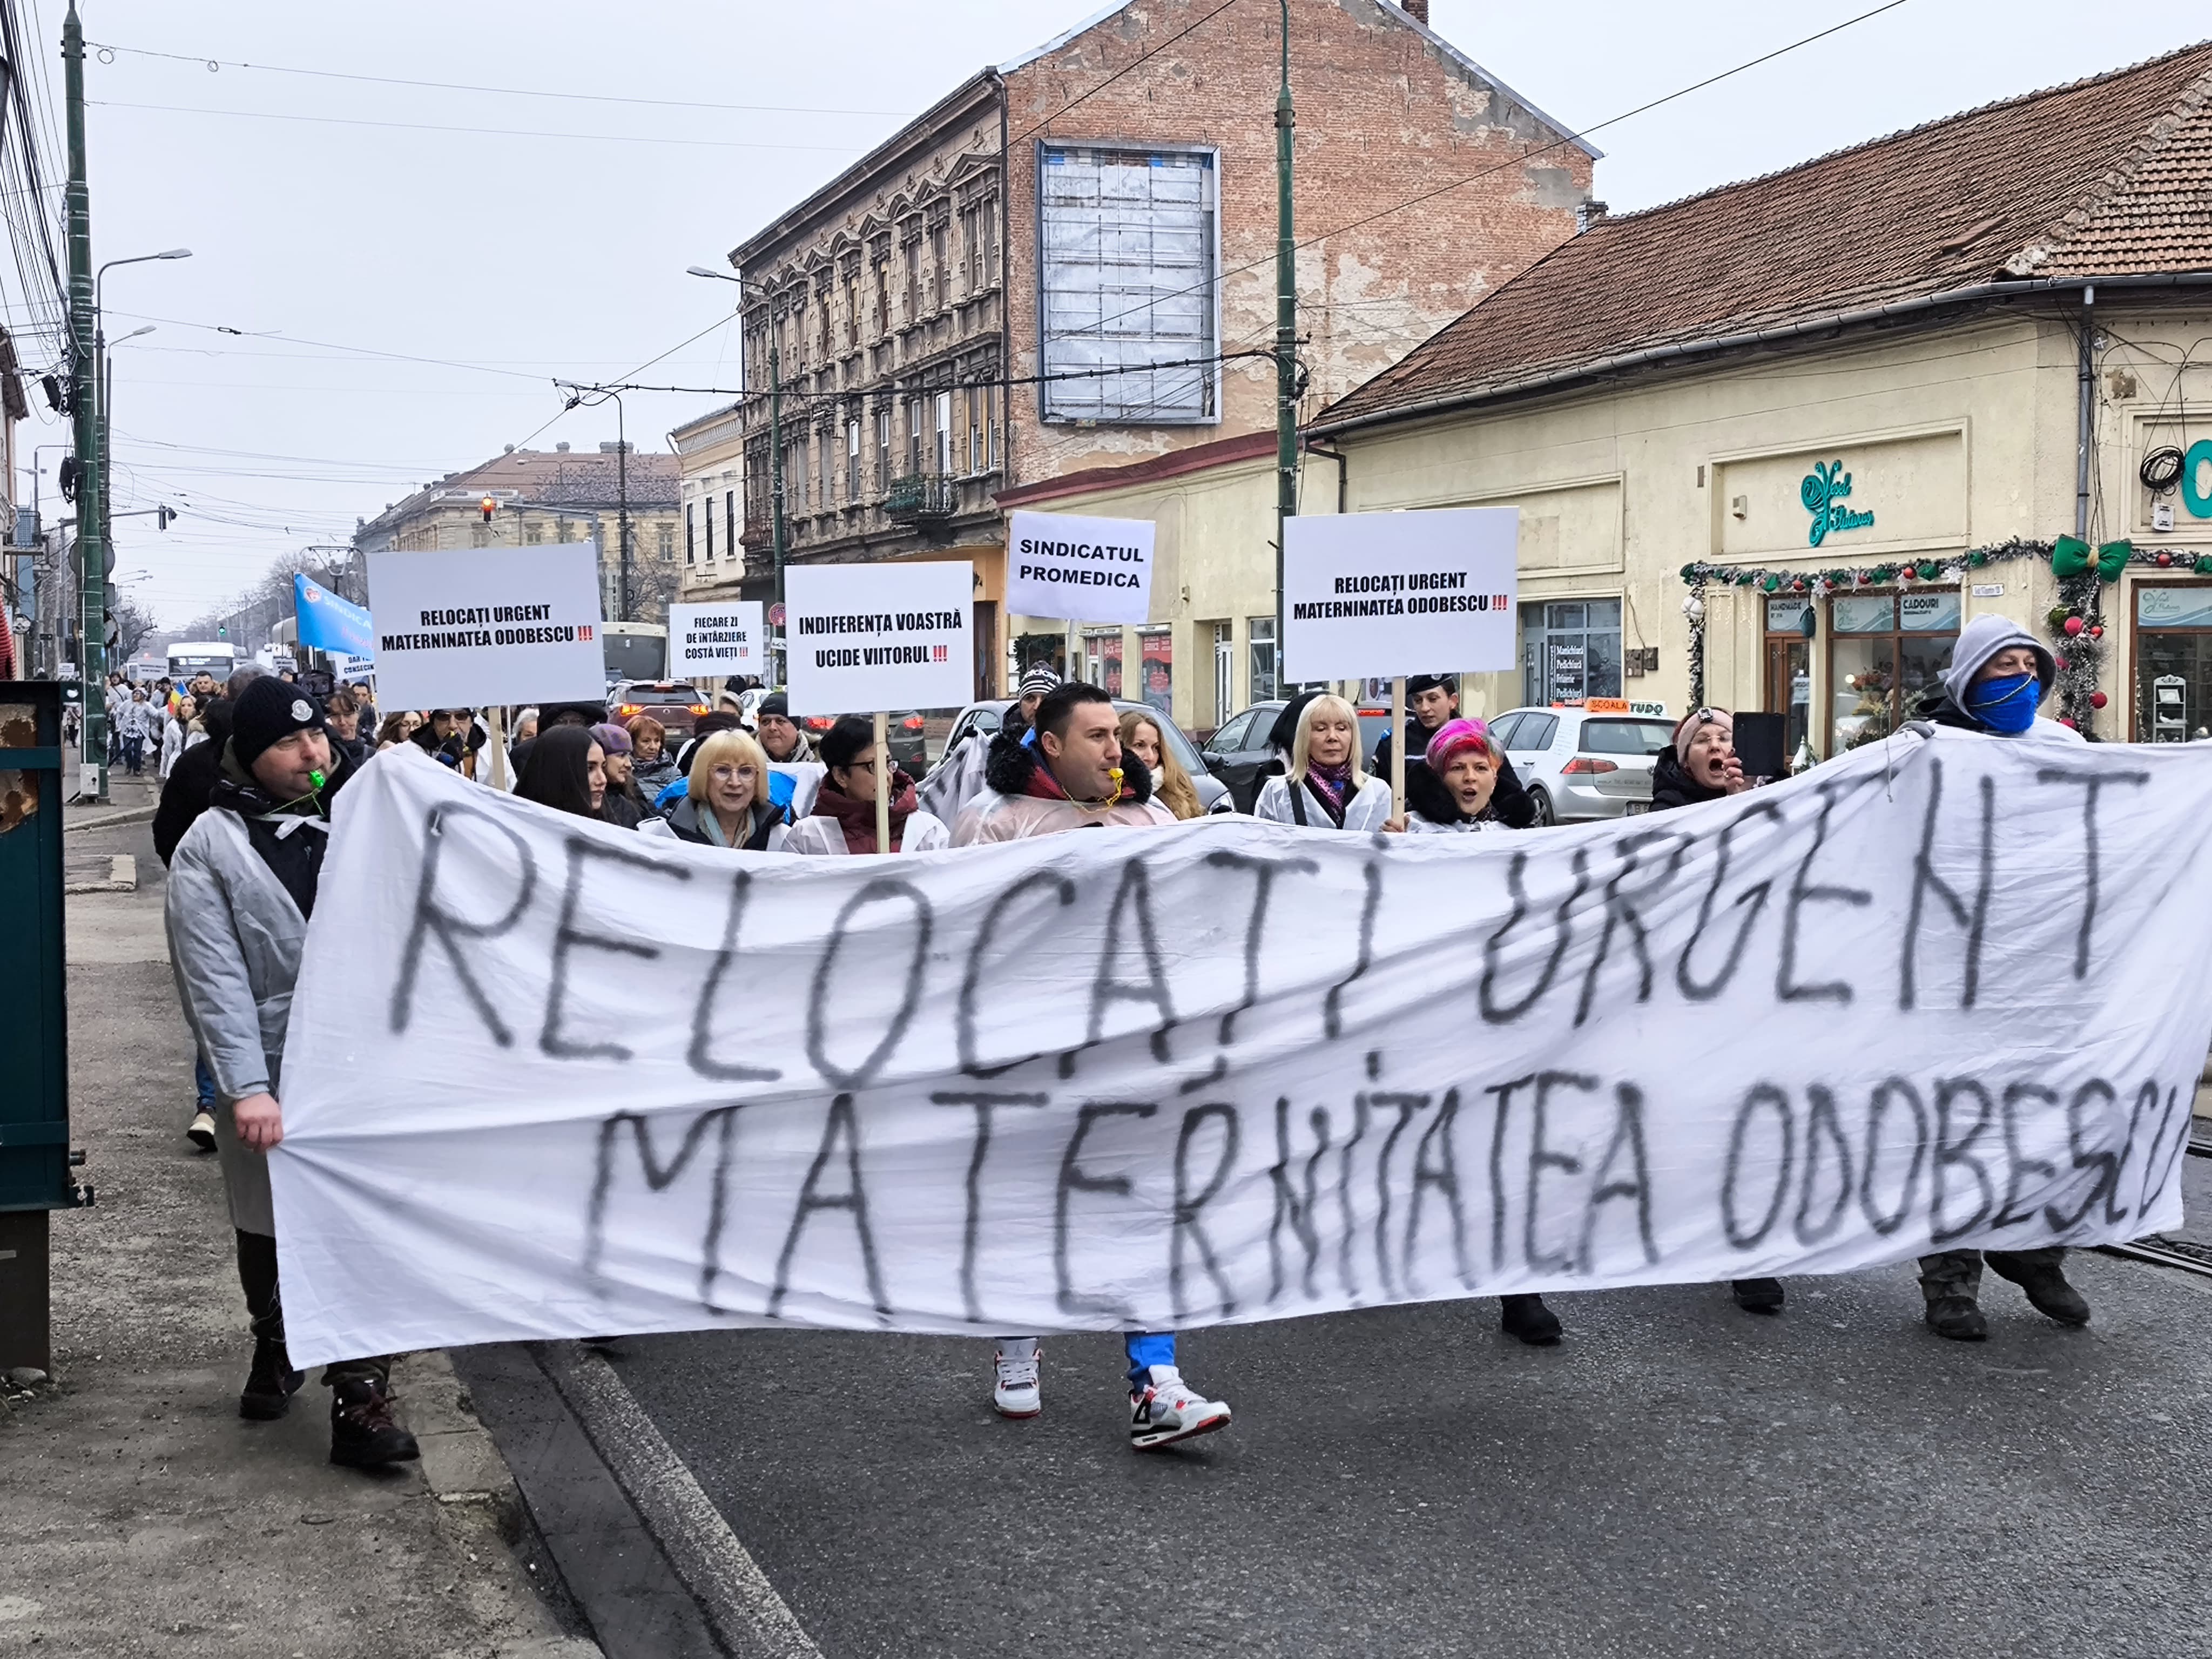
[757,692,790,720]
[231,676,326,770]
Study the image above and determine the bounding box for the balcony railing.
[885,471,960,525]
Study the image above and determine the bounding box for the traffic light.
[156,505,176,530]
[480,496,496,523]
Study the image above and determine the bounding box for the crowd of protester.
[151,615,2095,1471]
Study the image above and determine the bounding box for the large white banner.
[1004,509,1156,625]
[1283,509,1518,681]
[269,734,2212,1365]
[785,561,973,715]
[667,601,765,679]
[367,543,606,709]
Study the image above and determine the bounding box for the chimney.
[1575,199,1610,233]
[599,440,632,455]
[555,441,570,453]
[1401,0,1429,21]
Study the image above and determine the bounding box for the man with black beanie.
[754,691,814,764]
[165,677,419,1469]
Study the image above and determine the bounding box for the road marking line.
[537,1344,822,1659]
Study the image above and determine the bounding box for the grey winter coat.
[164,804,323,1236]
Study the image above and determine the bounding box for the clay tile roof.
[1317,39,2212,434]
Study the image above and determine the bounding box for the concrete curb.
[539,1346,821,1659]
[63,853,137,894]
[64,804,158,833]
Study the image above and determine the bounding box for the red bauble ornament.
[2089,625,2104,639]
[2056,656,2071,671]
[2157,552,2175,568]
[1792,579,1806,592]
[1898,568,1913,583]
[2059,717,2078,729]
[2090,691,2109,709]
[2063,615,2085,636]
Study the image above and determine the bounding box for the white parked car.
[1488,705,1675,824]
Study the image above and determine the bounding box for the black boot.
[1988,1253,2091,1326]
[1730,1278,1785,1314]
[1924,1295,1987,1341]
[329,1373,420,1469]
[1499,1293,1562,1345]
[235,1230,306,1420]
[240,1311,306,1421]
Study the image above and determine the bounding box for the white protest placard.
[1282,509,1518,682]
[271,732,2211,1364]
[367,543,605,709]
[1004,509,1155,625]
[667,601,765,679]
[785,561,973,715]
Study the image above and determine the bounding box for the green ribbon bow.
[2052,536,2130,581]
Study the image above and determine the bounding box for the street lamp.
[100,325,154,587]
[687,262,784,680]
[556,382,632,622]
[76,246,187,797]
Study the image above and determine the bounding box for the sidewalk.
[1,808,597,1659]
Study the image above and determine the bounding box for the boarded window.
[1038,145,1216,424]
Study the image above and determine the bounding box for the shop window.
[1138,628,1173,716]
[2134,585,2212,741]
[1247,617,1278,703]
[1763,596,1812,760]
[1828,590,1958,749]
[1082,629,1123,697]
[1521,599,1622,706]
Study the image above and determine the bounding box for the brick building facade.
[712,0,1595,695]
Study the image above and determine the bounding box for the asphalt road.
[609,1222,2212,1659]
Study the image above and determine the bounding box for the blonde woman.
[639,726,789,851]
[1255,693,1392,831]
[1118,708,1202,820]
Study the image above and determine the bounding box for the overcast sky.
[25,0,2208,627]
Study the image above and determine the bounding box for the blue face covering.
[1965,671,2039,734]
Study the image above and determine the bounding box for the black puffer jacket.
[153,696,236,866]
[204,741,355,919]
[1647,747,1724,814]
[979,729,1157,804]
[659,792,787,850]
[1405,758,1514,829]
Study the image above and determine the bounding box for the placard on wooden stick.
[786,562,974,851]
[1283,509,1519,817]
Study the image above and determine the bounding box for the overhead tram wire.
[1027,0,1920,368]
[85,101,874,156]
[86,40,916,120]
[543,345,1286,406]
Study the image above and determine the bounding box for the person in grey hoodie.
[1913,612,2085,746]
[165,678,420,1468]
[1908,612,2092,1341]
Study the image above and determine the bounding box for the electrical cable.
[86,100,874,156]
[86,39,915,120]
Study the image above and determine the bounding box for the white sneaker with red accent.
[992,1341,1041,1419]
[1128,1365,1231,1451]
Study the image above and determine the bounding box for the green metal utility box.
[1,681,92,1373]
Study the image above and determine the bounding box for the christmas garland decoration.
[1677,536,2201,737]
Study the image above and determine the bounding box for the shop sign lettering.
[1802,460,1876,548]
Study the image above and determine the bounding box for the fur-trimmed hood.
[981,730,1155,806]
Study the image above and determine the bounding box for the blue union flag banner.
[269,736,2209,1367]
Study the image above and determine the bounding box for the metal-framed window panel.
[1036,142,1219,426]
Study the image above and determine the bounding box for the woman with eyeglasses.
[785,713,949,854]
[639,726,790,851]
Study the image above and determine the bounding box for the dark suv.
[610,682,711,739]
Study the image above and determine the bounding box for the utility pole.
[770,337,786,683]
[63,8,106,797]
[612,390,631,622]
[1273,0,1297,694]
